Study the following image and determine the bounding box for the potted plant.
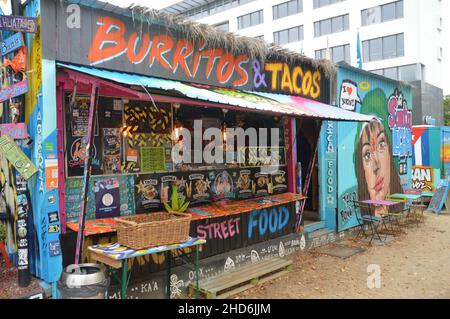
[163,185,190,213]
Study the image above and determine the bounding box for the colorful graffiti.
[411,166,434,192]
[320,67,413,231]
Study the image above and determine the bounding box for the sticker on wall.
[48,224,60,233]
[94,178,121,219]
[48,211,59,224]
[339,80,361,111]
[49,240,61,257]
[45,158,58,190]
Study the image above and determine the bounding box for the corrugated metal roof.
[57,62,375,123]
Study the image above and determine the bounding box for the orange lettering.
[281,64,293,94]
[201,49,223,79]
[292,66,303,95]
[216,52,234,84]
[233,55,249,86]
[149,35,174,71]
[88,16,127,65]
[265,63,283,91]
[126,32,151,64]
[173,39,194,78]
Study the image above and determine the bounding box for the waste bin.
[58,263,110,299]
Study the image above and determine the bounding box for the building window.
[184,0,256,20]
[314,14,349,37]
[315,44,350,63]
[313,0,345,9]
[213,21,229,32]
[273,0,302,20]
[273,26,304,45]
[238,10,263,29]
[361,1,403,26]
[370,64,420,81]
[362,33,404,62]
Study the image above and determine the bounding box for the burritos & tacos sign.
[41,1,330,101]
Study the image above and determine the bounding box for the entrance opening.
[296,118,322,227]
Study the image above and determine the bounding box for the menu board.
[427,179,450,214]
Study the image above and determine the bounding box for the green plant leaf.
[163,202,172,213]
[180,201,190,213]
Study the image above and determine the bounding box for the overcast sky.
[0,0,449,94]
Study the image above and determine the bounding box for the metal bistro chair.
[385,195,411,227]
[352,201,386,245]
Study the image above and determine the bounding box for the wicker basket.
[114,212,192,250]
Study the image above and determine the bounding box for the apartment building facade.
[162,0,445,125]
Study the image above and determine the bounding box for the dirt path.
[234,212,450,299]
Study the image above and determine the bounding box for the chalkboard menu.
[427,179,450,214]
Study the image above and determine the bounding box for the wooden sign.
[0,135,37,180]
[0,15,37,33]
[0,80,28,102]
[1,32,24,56]
[427,179,450,214]
[0,123,28,140]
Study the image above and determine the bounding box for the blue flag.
[356,30,363,69]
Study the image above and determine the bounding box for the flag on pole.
[356,30,363,69]
[325,37,331,61]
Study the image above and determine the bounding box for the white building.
[161,0,445,124]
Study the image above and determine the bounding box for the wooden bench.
[189,257,293,299]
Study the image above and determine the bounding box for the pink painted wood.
[361,199,399,206]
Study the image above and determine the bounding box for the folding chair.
[352,201,386,245]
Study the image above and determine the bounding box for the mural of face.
[360,120,391,204]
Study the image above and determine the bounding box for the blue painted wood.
[304,221,326,233]
[1,32,24,56]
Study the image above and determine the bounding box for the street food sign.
[0,135,38,180]
[1,32,24,56]
[0,15,37,33]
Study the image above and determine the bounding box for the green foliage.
[0,222,6,242]
[444,95,450,126]
[163,185,190,213]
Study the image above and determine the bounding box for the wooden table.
[88,237,206,299]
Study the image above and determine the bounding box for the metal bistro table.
[360,199,402,235]
[388,193,426,224]
[88,237,206,299]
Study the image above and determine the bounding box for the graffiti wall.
[319,66,412,231]
[412,126,450,192]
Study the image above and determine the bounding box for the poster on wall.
[160,174,188,205]
[186,172,212,205]
[271,169,288,194]
[102,128,121,174]
[66,135,102,176]
[135,174,161,212]
[211,170,235,201]
[235,169,254,200]
[94,178,121,219]
[70,96,99,137]
[253,170,270,197]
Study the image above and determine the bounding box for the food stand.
[12,0,375,298]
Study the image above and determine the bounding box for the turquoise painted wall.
[319,66,413,231]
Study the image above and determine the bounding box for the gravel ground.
[0,259,44,299]
[234,212,450,299]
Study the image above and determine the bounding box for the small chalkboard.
[427,179,450,214]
